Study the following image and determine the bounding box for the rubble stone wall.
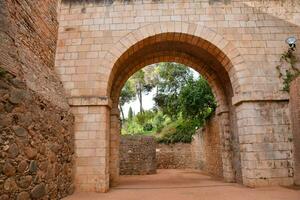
[0,74,75,200]
[0,0,75,199]
[192,115,223,178]
[119,136,156,175]
[156,143,193,169]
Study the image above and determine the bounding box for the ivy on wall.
[276,49,299,92]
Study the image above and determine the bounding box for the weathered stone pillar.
[109,105,121,186]
[218,111,235,182]
[290,77,300,185]
[69,97,111,192]
[235,100,294,187]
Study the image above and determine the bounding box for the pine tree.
[128,107,134,120]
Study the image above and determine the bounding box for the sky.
[123,67,199,118]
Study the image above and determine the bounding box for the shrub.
[143,123,153,131]
[156,118,199,144]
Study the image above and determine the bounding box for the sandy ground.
[64,169,300,200]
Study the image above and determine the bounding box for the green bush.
[121,119,144,135]
[143,123,153,131]
[152,111,166,133]
[156,118,199,144]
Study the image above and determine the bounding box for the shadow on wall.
[191,115,223,178]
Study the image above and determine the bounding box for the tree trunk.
[119,105,125,121]
[137,82,143,113]
[139,89,143,113]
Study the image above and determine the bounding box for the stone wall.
[237,101,294,187]
[156,143,192,169]
[0,0,69,109]
[0,73,74,200]
[56,0,300,190]
[119,136,156,175]
[192,115,223,178]
[243,0,300,26]
[290,76,300,185]
[0,0,75,199]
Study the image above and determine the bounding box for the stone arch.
[105,22,247,98]
[110,51,228,114]
[106,22,245,186]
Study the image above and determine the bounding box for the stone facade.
[119,136,156,175]
[0,0,75,199]
[156,143,192,169]
[52,0,300,192]
[237,101,294,187]
[290,76,300,185]
[192,115,223,178]
[1,0,299,196]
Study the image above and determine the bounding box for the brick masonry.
[119,136,156,175]
[53,0,300,192]
[290,76,300,185]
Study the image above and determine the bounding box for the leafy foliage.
[119,80,136,120]
[276,50,299,92]
[119,80,136,105]
[179,77,216,124]
[131,70,154,113]
[154,62,194,118]
[120,62,216,144]
[122,110,165,135]
[156,118,199,144]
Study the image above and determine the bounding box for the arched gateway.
[55,0,298,193]
[106,22,245,187]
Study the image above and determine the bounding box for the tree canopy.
[119,62,216,143]
[119,80,136,120]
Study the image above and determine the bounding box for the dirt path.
[64,169,300,200]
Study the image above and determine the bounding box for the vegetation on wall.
[276,49,299,92]
[0,67,7,77]
[119,62,216,144]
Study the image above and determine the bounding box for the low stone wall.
[290,76,300,185]
[156,143,192,169]
[119,115,223,178]
[192,115,223,178]
[119,136,156,175]
[0,73,75,199]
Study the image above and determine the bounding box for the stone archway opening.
[108,32,243,187]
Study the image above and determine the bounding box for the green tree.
[121,62,217,144]
[119,80,136,121]
[131,70,154,113]
[128,107,134,120]
[179,77,216,124]
[153,62,194,118]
